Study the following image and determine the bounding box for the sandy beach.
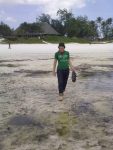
[0,43,113,150]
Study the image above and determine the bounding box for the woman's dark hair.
[58,43,65,48]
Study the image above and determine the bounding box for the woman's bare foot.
[59,93,64,101]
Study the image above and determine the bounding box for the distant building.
[14,22,60,38]
[40,22,59,35]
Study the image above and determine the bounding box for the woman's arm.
[53,59,57,76]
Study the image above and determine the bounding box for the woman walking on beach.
[53,43,75,101]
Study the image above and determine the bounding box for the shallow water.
[0,44,113,150]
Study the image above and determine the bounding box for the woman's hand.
[69,59,76,72]
[71,66,79,72]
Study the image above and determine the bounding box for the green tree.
[57,9,73,23]
[101,18,113,39]
[51,19,64,35]
[105,18,113,39]
[38,14,51,24]
[15,22,42,35]
[0,22,13,36]
[57,9,74,36]
[96,17,103,39]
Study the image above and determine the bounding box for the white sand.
[0,43,113,150]
[0,43,113,57]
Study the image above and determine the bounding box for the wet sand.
[0,43,113,150]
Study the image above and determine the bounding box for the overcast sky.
[0,0,113,29]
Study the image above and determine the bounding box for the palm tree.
[96,17,103,39]
[101,21,106,38]
[106,18,112,25]
[96,17,103,24]
[105,18,113,39]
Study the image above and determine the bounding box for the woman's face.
[59,46,65,53]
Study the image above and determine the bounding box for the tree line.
[0,9,113,40]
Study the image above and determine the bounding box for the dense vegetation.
[0,9,113,42]
[0,22,13,36]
